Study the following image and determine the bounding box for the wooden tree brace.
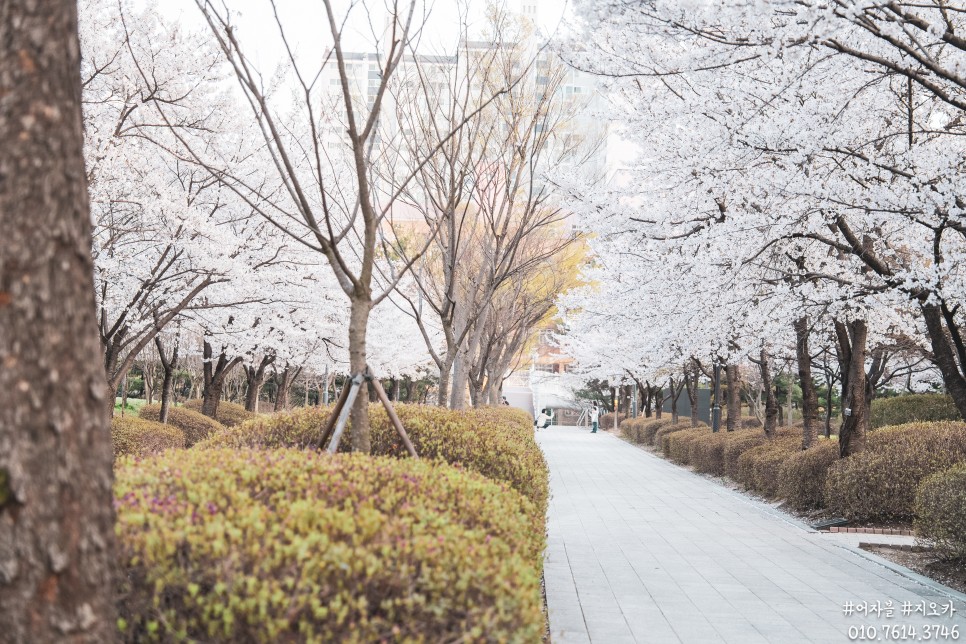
[316,366,418,458]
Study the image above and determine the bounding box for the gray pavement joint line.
[830,542,966,604]
[561,539,599,643]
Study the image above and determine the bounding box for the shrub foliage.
[202,404,549,514]
[114,449,545,642]
[111,416,184,459]
[915,463,966,560]
[871,394,960,429]
[183,399,255,427]
[825,421,966,520]
[138,404,224,447]
[777,441,839,510]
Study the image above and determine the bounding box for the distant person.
[590,401,600,434]
[502,396,510,406]
[535,408,553,429]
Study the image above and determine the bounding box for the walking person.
[590,401,600,433]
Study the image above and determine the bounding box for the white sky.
[158,0,571,70]
[154,0,636,170]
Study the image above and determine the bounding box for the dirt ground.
[862,545,966,595]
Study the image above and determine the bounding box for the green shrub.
[777,441,840,510]
[138,404,224,447]
[111,416,184,459]
[871,394,960,429]
[114,448,545,642]
[825,421,966,521]
[202,404,548,514]
[915,463,966,559]
[183,399,255,427]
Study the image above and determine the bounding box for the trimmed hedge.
[722,428,800,480]
[915,463,966,559]
[777,441,840,510]
[598,412,626,431]
[640,418,675,445]
[202,404,548,514]
[664,425,710,464]
[657,421,706,456]
[825,421,966,521]
[114,448,545,642]
[138,404,224,447]
[735,436,800,497]
[620,416,648,443]
[183,399,255,427]
[871,394,960,429]
[111,416,184,458]
[688,431,731,475]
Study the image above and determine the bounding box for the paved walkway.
[539,426,966,643]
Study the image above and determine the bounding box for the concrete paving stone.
[539,427,966,643]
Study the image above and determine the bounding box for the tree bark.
[654,385,663,419]
[0,1,117,637]
[243,355,274,413]
[348,298,372,453]
[155,336,179,424]
[756,348,778,437]
[201,341,242,419]
[836,319,869,457]
[437,356,453,407]
[920,304,966,420]
[794,317,819,449]
[668,377,685,424]
[143,360,155,405]
[725,364,740,432]
[274,365,298,412]
[684,360,699,428]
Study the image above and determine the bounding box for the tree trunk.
[156,336,179,425]
[776,384,784,426]
[725,364,740,432]
[201,341,242,419]
[143,361,155,405]
[119,373,129,417]
[274,366,296,412]
[757,348,778,437]
[348,298,372,453]
[669,378,680,424]
[794,318,819,449]
[825,382,834,439]
[243,355,274,413]
[836,319,869,457]
[786,379,793,427]
[684,360,699,428]
[0,1,117,637]
[437,356,453,407]
[921,304,966,420]
[654,385,663,419]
